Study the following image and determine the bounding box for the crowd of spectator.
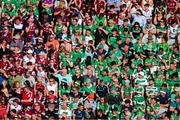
[0,0,179,119]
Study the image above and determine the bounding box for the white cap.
[38,51,45,55]
[27,49,33,54]
[13,34,20,39]
[160,90,166,94]
[138,71,144,76]
[125,80,130,84]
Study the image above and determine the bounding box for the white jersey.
[169,25,179,38]
[23,56,36,64]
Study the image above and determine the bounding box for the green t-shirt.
[59,85,71,95]
[97,102,109,112]
[70,24,82,34]
[134,43,144,53]
[154,78,166,88]
[56,24,64,34]
[71,50,84,62]
[156,24,167,31]
[167,79,180,88]
[120,68,133,76]
[69,101,79,110]
[108,36,118,45]
[135,78,148,86]
[119,25,131,34]
[145,57,158,69]
[147,103,160,118]
[134,86,144,94]
[81,85,96,94]
[108,67,120,74]
[3,8,17,17]
[84,25,97,33]
[11,0,26,9]
[121,85,133,98]
[119,33,132,42]
[115,50,123,58]
[106,25,118,34]
[99,76,111,84]
[143,42,157,52]
[29,0,38,5]
[158,43,169,52]
[108,112,120,120]
[171,113,180,120]
[95,16,106,26]
[133,95,145,115]
[132,58,143,68]
[146,86,158,96]
[105,56,120,66]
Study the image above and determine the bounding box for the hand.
[162,59,166,63]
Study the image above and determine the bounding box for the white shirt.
[169,25,179,38]
[23,56,36,64]
[22,76,36,87]
[10,105,22,112]
[47,83,57,94]
[58,109,72,118]
[14,23,23,29]
[132,14,147,28]
[141,8,153,20]
[37,70,46,78]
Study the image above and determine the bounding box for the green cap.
[78,102,83,106]
[157,71,163,76]
[137,111,143,117]
[109,50,115,55]
[148,35,153,40]
[111,86,117,91]
[149,52,154,56]
[160,90,166,94]
[99,62,104,66]
[108,19,114,23]
[113,44,119,49]
[85,79,91,83]
[98,44,104,49]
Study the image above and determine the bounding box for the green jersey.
[147,103,160,119]
[70,24,82,34]
[121,85,133,99]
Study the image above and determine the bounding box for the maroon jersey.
[21,89,34,106]
[36,58,48,66]
[32,103,45,115]
[35,95,46,104]
[27,23,37,38]
[11,67,25,76]
[35,83,46,91]
[96,1,106,13]
[0,60,11,70]
[166,1,176,12]
[41,26,50,34]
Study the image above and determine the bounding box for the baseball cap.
[111,86,117,91]
[27,49,33,54]
[148,35,153,40]
[138,71,144,76]
[160,90,166,94]
[13,34,20,39]
[38,51,46,55]
[125,80,130,84]
[98,44,104,49]
[108,19,114,23]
